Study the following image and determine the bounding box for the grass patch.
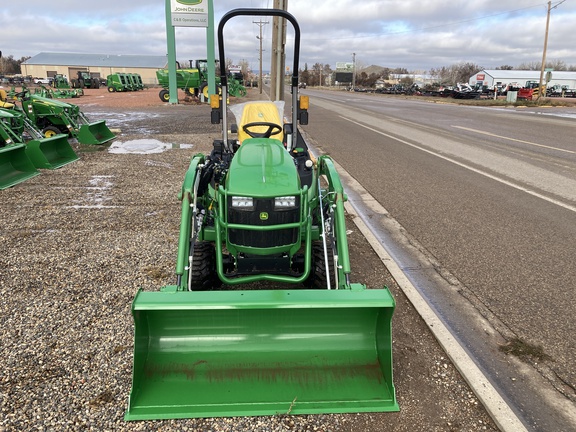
[144,265,171,281]
[499,337,552,363]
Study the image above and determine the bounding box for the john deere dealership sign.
[171,0,208,27]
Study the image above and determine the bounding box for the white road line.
[340,115,576,214]
[452,125,576,155]
[339,175,529,432]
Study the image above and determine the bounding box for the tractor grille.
[227,197,300,248]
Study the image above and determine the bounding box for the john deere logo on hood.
[176,0,202,5]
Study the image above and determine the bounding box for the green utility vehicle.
[125,8,397,421]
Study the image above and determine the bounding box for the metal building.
[469,69,576,89]
[21,52,168,85]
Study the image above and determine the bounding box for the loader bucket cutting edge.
[0,144,40,189]
[125,288,398,420]
[25,135,78,169]
[77,121,115,145]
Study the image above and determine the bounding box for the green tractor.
[72,70,100,89]
[125,8,397,421]
[50,74,83,98]
[0,105,78,171]
[156,59,221,102]
[13,89,115,145]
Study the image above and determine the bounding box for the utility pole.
[538,0,566,101]
[254,20,268,94]
[352,53,356,90]
[271,0,288,101]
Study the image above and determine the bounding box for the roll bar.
[216,8,302,152]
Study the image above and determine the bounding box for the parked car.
[33,77,52,85]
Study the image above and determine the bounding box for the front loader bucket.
[76,121,115,145]
[26,135,78,169]
[0,144,40,189]
[125,287,397,420]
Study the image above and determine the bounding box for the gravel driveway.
[0,88,498,431]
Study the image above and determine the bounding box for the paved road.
[300,90,576,432]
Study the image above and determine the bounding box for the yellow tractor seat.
[0,89,14,108]
[236,101,283,143]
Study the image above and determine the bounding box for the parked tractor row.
[0,87,115,189]
[106,73,145,92]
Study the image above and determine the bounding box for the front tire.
[306,241,335,289]
[159,89,170,102]
[42,125,62,138]
[189,242,220,291]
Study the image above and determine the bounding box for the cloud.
[2,1,576,72]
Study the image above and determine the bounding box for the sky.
[2,1,576,73]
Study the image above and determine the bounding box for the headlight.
[231,196,254,209]
[274,196,297,209]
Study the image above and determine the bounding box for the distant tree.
[0,54,30,75]
[516,61,541,70]
[517,59,570,71]
[496,65,514,70]
[391,67,409,75]
[380,67,391,80]
[322,64,332,85]
[429,62,483,85]
[399,76,414,86]
[365,72,379,87]
[299,63,310,85]
[310,62,323,86]
[356,71,368,87]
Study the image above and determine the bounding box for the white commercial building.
[469,69,576,89]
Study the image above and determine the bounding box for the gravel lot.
[0,88,498,431]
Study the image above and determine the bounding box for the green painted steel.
[25,135,78,169]
[126,8,398,421]
[76,121,116,145]
[226,138,300,196]
[0,107,78,170]
[0,143,40,189]
[22,94,115,145]
[125,288,397,420]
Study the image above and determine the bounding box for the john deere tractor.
[125,8,397,421]
[156,59,221,102]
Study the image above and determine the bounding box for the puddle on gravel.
[108,139,193,154]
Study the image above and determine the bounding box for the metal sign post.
[165,0,215,104]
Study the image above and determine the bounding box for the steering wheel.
[242,122,282,138]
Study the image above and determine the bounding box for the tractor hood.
[225,138,300,197]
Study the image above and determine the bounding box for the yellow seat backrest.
[237,101,283,143]
[0,90,14,109]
